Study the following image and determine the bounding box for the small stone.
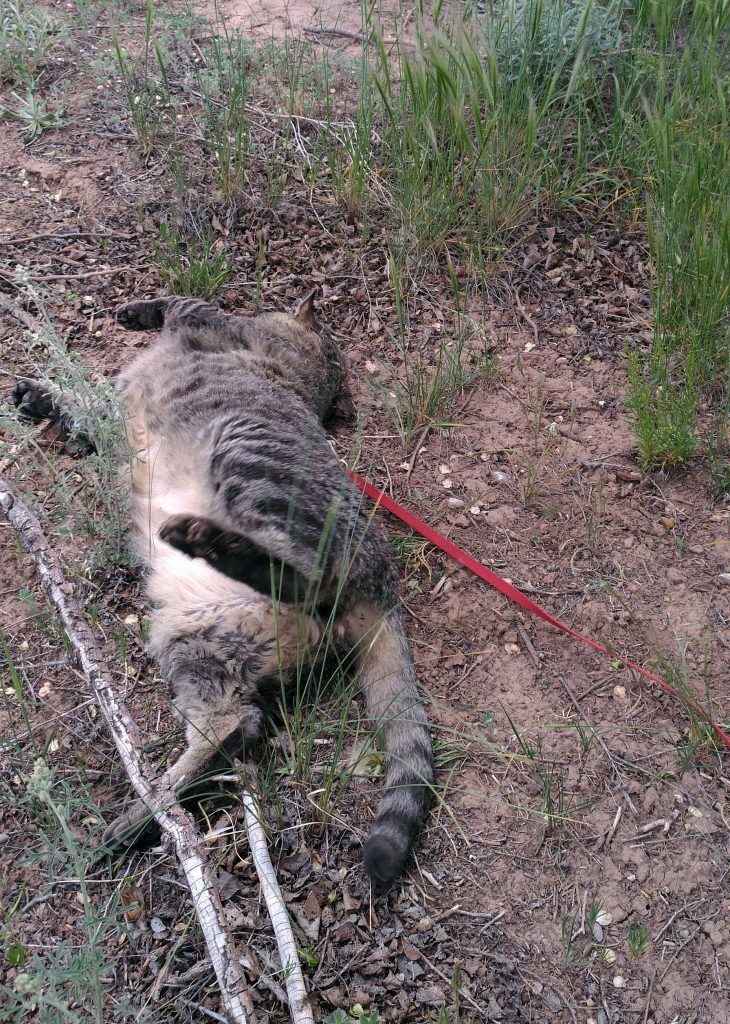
[469,506,481,515]
[439,464,450,474]
[596,909,613,927]
[543,987,562,1011]
[612,975,626,988]
[504,643,520,655]
[415,985,447,1007]
[593,922,604,942]
[417,916,432,932]
[447,497,465,508]
[603,948,617,964]
[491,470,510,484]
[612,686,626,699]
[442,479,453,489]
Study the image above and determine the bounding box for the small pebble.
[596,910,613,927]
[593,922,604,942]
[442,479,453,489]
[612,975,626,989]
[447,497,465,508]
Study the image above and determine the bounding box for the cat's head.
[258,291,352,424]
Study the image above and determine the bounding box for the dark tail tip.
[363,827,411,889]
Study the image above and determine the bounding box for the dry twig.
[241,783,315,1024]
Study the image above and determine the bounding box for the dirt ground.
[1,3,729,1023]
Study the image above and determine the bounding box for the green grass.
[153,220,232,299]
[627,920,650,957]
[362,2,630,267]
[376,258,496,447]
[360,0,728,475]
[196,27,251,199]
[111,0,172,156]
[622,1,729,470]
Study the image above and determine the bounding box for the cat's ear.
[293,289,318,329]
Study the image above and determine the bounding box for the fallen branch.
[242,784,315,1024]
[0,478,255,1024]
[0,264,143,282]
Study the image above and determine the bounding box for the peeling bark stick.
[242,786,315,1024]
[0,478,254,1024]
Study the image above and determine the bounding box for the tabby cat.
[14,294,433,886]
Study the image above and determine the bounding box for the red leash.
[347,469,730,752]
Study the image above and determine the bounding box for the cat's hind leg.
[101,694,263,846]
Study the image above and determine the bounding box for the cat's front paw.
[160,514,222,560]
[115,298,167,331]
[13,378,55,421]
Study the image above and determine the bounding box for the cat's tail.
[342,602,434,888]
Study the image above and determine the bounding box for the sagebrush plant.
[0,0,62,84]
[0,760,126,1024]
[2,649,125,1021]
[1,272,133,571]
[0,81,66,140]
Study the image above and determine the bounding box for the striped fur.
[14,294,433,886]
